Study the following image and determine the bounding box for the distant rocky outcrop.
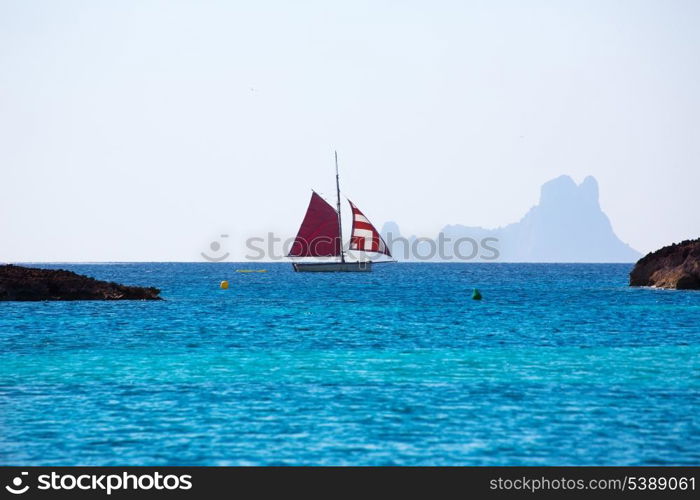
[381,175,641,262]
[0,265,161,301]
[629,239,700,289]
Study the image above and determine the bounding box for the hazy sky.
[1,0,698,261]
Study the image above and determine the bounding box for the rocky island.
[381,175,641,262]
[0,264,162,301]
[629,239,700,290]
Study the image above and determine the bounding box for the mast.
[335,150,345,263]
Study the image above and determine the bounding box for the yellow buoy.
[220,280,229,289]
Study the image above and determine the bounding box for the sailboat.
[288,152,393,272]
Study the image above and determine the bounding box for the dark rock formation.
[629,239,700,289]
[0,265,162,301]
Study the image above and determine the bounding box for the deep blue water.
[0,263,698,465]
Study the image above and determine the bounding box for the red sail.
[288,192,341,257]
[348,200,392,257]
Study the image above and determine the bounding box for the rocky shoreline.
[629,239,700,290]
[0,265,162,301]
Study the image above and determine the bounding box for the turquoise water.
[0,263,698,465]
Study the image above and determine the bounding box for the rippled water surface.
[1,263,698,465]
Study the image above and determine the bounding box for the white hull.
[292,261,372,272]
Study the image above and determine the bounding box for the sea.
[0,263,698,465]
